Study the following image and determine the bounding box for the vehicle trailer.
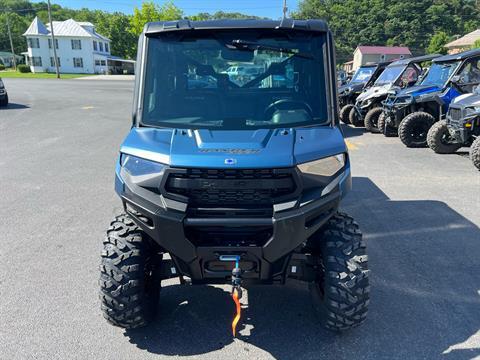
[99,19,370,334]
[427,90,480,170]
[338,61,391,124]
[351,54,440,132]
[382,49,480,147]
[0,78,8,107]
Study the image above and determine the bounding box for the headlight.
[465,107,480,117]
[121,154,165,177]
[298,154,345,177]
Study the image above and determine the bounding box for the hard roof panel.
[144,19,329,35]
[434,48,480,62]
[390,54,441,67]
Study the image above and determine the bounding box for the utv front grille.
[164,168,297,207]
[449,108,463,122]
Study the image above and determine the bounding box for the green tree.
[471,39,480,50]
[129,1,183,36]
[427,31,450,54]
[295,0,480,63]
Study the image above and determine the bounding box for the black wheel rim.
[410,123,429,143]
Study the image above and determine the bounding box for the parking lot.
[1,78,479,360]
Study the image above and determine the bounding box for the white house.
[23,17,134,74]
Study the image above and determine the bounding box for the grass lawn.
[0,69,92,79]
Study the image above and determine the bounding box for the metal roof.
[23,17,49,36]
[390,54,442,66]
[356,46,411,55]
[434,48,480,62]
[23,17,110,41]
[144,19,329,35]
[445,29,480,48]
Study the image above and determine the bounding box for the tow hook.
[219,255,243,336]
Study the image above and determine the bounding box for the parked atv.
[351,54,440,132]
[338,61,391,124]
[427,89,480,170]
[99,19,370,334]
[382,49,480,147]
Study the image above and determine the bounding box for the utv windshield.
[141,30,328,129]
[350,66,374,83]
[420,61,460,87]
[374,65,405,85]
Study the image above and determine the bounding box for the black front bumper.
[115,168,345,283]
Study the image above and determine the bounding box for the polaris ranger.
[350,54,439,132]
[99,19,370,334]
[382,49,480,147]
[0,78,8,107]
[338,61,391,124]
[427,89,480,170]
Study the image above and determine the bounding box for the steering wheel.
[264,99,313,121]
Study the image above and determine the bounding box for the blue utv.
[99,19,370,334]
[381,48,480,147]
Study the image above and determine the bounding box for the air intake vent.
[165,168,297,207]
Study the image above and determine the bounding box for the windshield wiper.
[227,40,314,60]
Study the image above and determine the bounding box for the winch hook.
[219,255,243,337]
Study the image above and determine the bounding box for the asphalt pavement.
[0,78,479,360]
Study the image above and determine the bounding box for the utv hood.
[450,92,480,107]
[396,84,442,98]
[120,127,347,168]
[338,82,365,96]
[356,84,393,103]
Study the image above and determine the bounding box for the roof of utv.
[434,48,480,62]
[143,19,329,35]
[389,54,442,67]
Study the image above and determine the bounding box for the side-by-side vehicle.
[99,19,370,335]
[338,61,391,124]
[351,54,440,132]
[427,89,480,170]
[381,49,480,147]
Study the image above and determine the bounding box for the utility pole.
[6,12,17,70]
[47,0,60,79]
[282,0,288,19]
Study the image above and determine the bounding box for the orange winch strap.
[231,289,241,337]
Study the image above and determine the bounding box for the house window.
[71,39,82,50]
[105,43,109,53]
[99,42,104,52]
[95,59,100,66]
[101,60,106,66]
[30,56,42,66]
[48,39,59,49]
[50,57,61,67]
[93,41,98,51]
[28,38,40,49]
[73,58,83,68]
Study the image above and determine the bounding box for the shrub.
[0,64,5,71]
[17,64,31,73]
